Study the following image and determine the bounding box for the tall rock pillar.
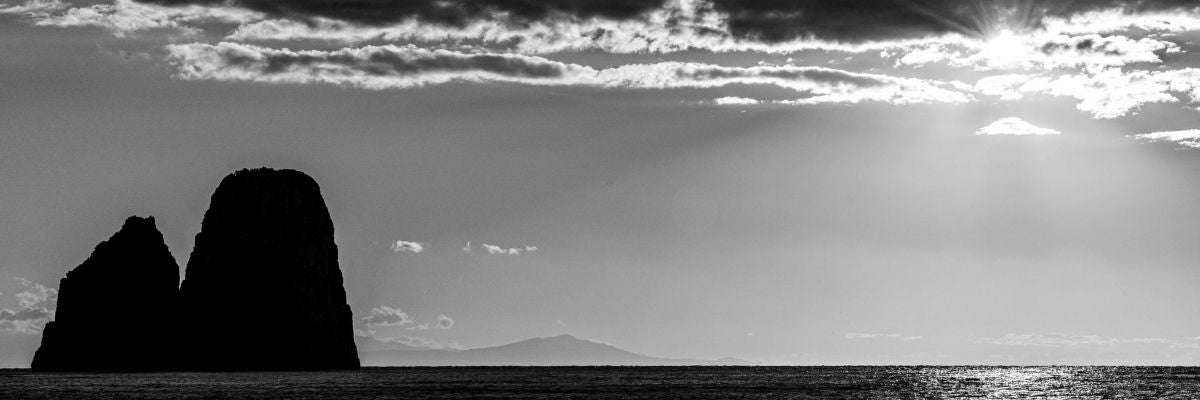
[179,168,359,370]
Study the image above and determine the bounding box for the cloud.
[1,278,57,335]
[164,42,973,106]
[480,243,539,255]
[13,277,57,309]
[974,117,1061,136]
[109,0,1200,45]
[713,96,759,106]
[8,0,261,37]
[4,0,1199,61]
[975,68,1200,119]
[6,0,1198,117]
[0,0,65,15]
[1130,129,1200,148]
[709,0,1200,43]
[974,333,1193,347]
[436,314,453,329]
[889,32,1177,71]
[390,240,425,253]
[361,305,414,327]
[135,0,670,28]
[165,42,587,90]
[462,242,472,252]
[0,307,53,334]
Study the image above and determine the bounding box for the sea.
[2,366,1199,399]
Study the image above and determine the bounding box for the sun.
[978,28,1032,69]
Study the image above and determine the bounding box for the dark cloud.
[709,0,1200,42]
[133,0,1200,43]
[135,0,669,26]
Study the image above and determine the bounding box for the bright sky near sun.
[2,0,1200,366]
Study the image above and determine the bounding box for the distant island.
[359,334,753,366]
[31,168,359,371]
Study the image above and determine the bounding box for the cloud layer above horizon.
[3,0,1199,143]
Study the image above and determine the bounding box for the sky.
[2,0,1200,367]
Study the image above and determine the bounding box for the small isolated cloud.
[714,96,760,106]
[390,240,425,253]
[845,332,903,339]
[462,242,472,252]
[974,117,1061,136]
[1,278,58,334]
[362,305,414,327]
[1130,129,1200,148]
[436,314,454,329]
[406,323,429,331]
[479,243,539,255]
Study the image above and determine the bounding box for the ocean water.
[2,366,1199,399]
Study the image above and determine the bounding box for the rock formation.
[31,216,180,371]
[178,168,359,370]
[31,168,360,371]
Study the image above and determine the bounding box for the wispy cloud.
[1130,129,1200,149]
[888,32,1176,71]
[390,240,425,253]
[163,42,972,107]
[713,96,760,106]
[480,243,538,255]
[8,0,260,36]
[974,117,1061,136]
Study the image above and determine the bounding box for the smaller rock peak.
[120,216,157,230]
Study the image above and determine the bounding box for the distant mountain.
[361,334,753,366]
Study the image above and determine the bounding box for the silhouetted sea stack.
[31,168,359,371]
[31,216,180,372]
[178,168,359,370]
